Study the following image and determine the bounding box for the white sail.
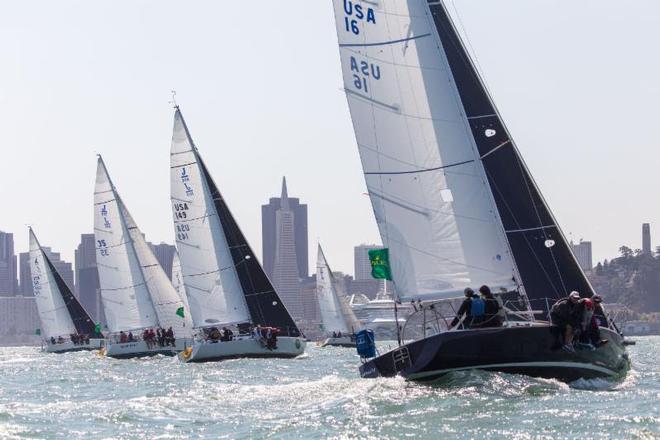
[169,109,251,328]
[122,208,193,337]
[94,157,159,333]
[171,251,191,313]
[332,1,517,301]
[29,228,77,339]
[316,245,361,334]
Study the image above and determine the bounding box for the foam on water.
[0,338,657,439]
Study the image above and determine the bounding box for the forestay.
[169,109,251,328]
[94,157,159,333]
[332,0,517,301]
[29,229,77,339]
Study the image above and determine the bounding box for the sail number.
[350,56,381,93]
[176,224,190,241]
[173,202,189,224]
[343,1,376,36]
[97,239,109,257]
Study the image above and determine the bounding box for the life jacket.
[470,297,485,317]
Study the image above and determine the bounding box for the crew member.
[550,291,581,352]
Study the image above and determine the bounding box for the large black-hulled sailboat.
[332,0,629,382]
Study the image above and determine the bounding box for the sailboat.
[94,156,193,359]
[29,227,104,353]
[331,1,629,382]
[169,107,306,363]
[316,244,361,347]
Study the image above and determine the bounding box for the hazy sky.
[1,0,658,275]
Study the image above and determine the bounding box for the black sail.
[44,254,99,336]
[197,159,301,336]
[427,2,594,308]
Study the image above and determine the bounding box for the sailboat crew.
[450,288,481,329]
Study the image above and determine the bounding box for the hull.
[103,338,192,359]
[179,336,306,363]
[44,338,105,354]
[360,325,630,383]
[318,336,356,348]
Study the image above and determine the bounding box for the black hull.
[360,325,629,383]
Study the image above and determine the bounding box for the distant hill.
[588,246,660,313]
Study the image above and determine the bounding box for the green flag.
[368,248,392,281]
[176,307,185,318]
[35,328,41,336]
[94,323,102,334]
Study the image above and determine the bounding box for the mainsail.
[170,108,300,334]
[29,228,78,339]
[317,245,361,334]
[332,1,593,308]
[95,157,184,334]
[30,228,98,337]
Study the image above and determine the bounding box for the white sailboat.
[316,244,361,347]
[169,107,306,363]
[94,156,193,358]
[29,227,104,353]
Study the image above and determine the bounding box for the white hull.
[318,336,355,348]
[44,338,105,353]
[179,336,306,363]
[103,338,192,359]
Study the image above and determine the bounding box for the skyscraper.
[642,223,651,254]
[75,234,101,321]
[0,231,17,297]
[20,247,74,296]
[570,240,593,272]
[270,179,304,319]
[262,177,308,280]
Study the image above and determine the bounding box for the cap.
[592,294,603,303]
[569,291,580,300]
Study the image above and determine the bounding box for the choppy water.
[0,337,657,439]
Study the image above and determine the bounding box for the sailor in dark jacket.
[450,288,477,328]
[550,291,581,352]
[478,285,503,328]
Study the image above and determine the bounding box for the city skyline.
[0,1,658,276]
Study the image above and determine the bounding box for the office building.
[262,177,308,280]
